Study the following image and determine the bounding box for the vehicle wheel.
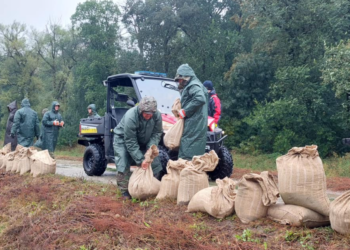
[158,148,170,180]
[208,146,234,181]
[83,144,107,176]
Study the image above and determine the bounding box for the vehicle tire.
[83,144,107,176]
[208,146,234,181]
[158,148,170,180]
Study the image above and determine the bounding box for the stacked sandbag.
[128,145,161,200]
[20,147,38,175]
[276,145,330,216]
[30,150,56,177]
[0,143,12,169]
[235,171,279,224]
[156,159,188,200]
[268,204,330,228]
[164,98,184,151]
[187,177,236,219]
[330,191,350,234]
[11,145,25,173]
[5,151,16,172]
[177,150,219,205]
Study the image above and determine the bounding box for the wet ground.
[55,159,345,201]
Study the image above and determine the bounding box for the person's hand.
[178,109,186,119]
[60,121,65,127]
[141,160,150,170]
[53,120,60,126]
[10,133,15,138]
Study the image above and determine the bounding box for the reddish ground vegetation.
[1,168,350,250]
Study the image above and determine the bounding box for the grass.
[1,169,350,249]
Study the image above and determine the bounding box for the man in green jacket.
[174,64,208,160]
[87,104,100,118]
[10,98,40,147]
[113,96,162,199]
[41,101,64,158]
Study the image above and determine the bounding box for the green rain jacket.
[177,64,208,160]
[87,104,100,118]
[11,98,40,147]
[41,101,63,152]
[113,106,163,173]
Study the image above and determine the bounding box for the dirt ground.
[1,166,350,250]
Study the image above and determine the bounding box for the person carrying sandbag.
[113,96,163,200]
[174,64,208,160]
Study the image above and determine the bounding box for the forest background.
[1,0,350,158]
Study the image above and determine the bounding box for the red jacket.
[208,90,221,124]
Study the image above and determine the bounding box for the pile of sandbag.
[235,171,279,224]
[177,150,219,205]
[128,145,161,200]
[0,143,12,169]
[269,145,331,228]
[187,177,236,219]
[163,98,184,151]
[30,149,56,177]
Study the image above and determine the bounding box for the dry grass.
[1,169,350,250]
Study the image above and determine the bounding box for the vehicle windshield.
[135,78,180,114]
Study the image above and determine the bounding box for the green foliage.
[235,229,260,243]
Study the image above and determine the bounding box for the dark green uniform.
[41,101,63,156]
[113,96,162,192]
[176,64,208,160]
[87,104,100,118]
[10,98,40,147]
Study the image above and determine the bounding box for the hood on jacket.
[87,104,97,115]
[51,101,60,113]
[175,64,196,77]
[21,98,31,108]
[7,100,17,113]
[138,96,157,114]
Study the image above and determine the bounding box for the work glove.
[53,120,60,126]
[178,109,186,119]
[141,160,150,170]
[60,121,65,127]
[10,133,15,138]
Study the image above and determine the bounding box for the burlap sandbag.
[12,145,26,173]
[187,177,236,219]
[30,150,56,177]
[330,191,350,234]
[268,204,330,228]
[277,145,330,216]
[5,152,16,172]
[128,145,161,200]
[0,143,12,169]
[177,150,219,205]
[164,119,184,151]
[235,171,279,224]
[20,148,38,175]
[156,159,188,200]
[164,98,184,150]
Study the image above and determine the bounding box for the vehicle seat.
[111,107,129,127]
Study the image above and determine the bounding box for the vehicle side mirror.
[127,100,135,107]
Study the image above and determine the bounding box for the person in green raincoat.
[113,96,162,199]
[174,64,208,160]
[34,108,49,149]
[87,104,100,118]
[41,101,64,158]
[10,98,40,147]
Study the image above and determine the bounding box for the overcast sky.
[0,0,126,31]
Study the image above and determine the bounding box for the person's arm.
[10,111,21,135]
[123,114,145,166]
[213,96,221,124]
[182,85,206,118]
[42,112,54,126]
[146,112,163,148]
